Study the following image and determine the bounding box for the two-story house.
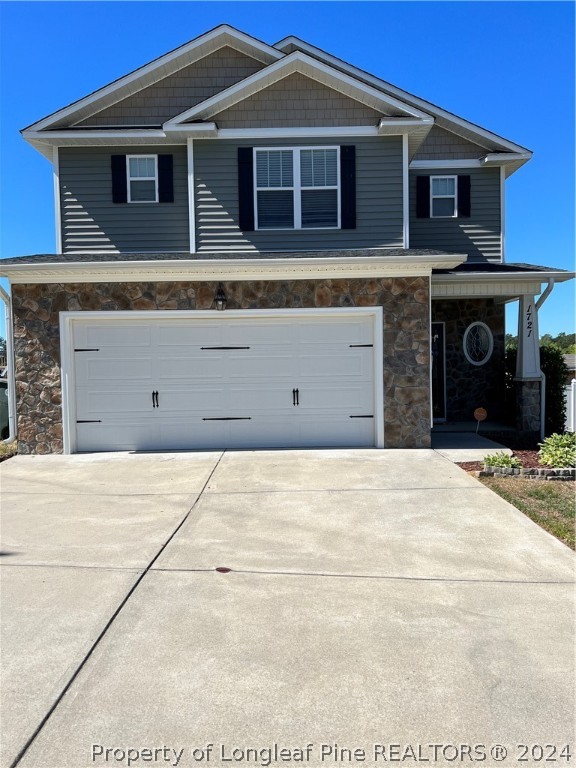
[0,24,572,454]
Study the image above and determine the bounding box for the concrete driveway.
[1,450,574,768]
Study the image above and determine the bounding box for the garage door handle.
[152,390,159,408]
[292,388,299,406]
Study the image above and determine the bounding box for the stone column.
[515,295,542,438]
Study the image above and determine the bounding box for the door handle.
[292,388,300,406]
[152,390,159,408]
[295,388,299,406]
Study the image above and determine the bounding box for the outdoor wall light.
[214,284,227,311]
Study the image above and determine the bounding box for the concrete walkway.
[1,450,574,768]
[431,431,513,463]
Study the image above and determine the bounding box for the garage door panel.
[297,320,373,345]
[296,417,374,447]
[156,354,227,380]
[76,388,155,418]
[75,356,154,385]
[70,313,379,452]
[154,387,227,413]
[76,422,160,452]
[228,353,293,379]
[227,384,296,412]
[297,351,373,378]
[295,386,374,412]
[83,325,153,348]
[226,321,296,346]
[156,324,223,347]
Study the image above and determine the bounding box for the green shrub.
[541,344,569,435]
[504,343,569,436]
[0,440,17,462]
[538,433,576,468]
[484,451,522,468]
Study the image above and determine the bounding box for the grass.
[0,441,17,463]
[478,476,575,550]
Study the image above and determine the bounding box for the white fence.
[565,379,576,432]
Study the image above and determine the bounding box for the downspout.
[535,279,555,442]
[0,284,17,444]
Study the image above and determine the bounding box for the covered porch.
[430,261,574,443]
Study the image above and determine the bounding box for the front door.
[431,322,446,421]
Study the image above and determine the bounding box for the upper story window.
[254,147,340,230]
[416,174,470,220]
[430,175,457,218]
[127,155,158,203]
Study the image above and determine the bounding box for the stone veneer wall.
[12,277,430,453]
[431,298,505,422]
[515,380,541,436]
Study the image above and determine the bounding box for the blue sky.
[0,0,574,338]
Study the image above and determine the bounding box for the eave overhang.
[431,269,574,299]
[272,35,532,173]
[24,117,435,161]
[0,254,465,285]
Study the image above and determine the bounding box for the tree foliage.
[506,332,575,353]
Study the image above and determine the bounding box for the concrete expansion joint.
[150,566,576,586]
[0,562,144,573]
[202,485,490,495]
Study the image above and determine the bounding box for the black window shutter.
[238,147,255,231]
[340,145,356,229]
[111,155,127,204]
[158,155,174,203]
[457,175,471,217]
[416,176,430,218]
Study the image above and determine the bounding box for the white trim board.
[52,146,62,254]
[402,135,409,248]
[59,307,385,454]
[187,139,196,253]
[1,254,465,284]
[500,166,506,262]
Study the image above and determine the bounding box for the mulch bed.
[457,449,544,473]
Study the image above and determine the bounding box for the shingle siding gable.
[74,47,265,127]
[414,125,488,160]
[209,73,386,128]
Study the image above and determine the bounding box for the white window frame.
[430,174,457,219]
[253,146,341,230]
[463,321,494,366]
[126,154,158,204]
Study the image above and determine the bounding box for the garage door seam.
[8,451,226,768]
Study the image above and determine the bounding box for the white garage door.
[67,311,380,452]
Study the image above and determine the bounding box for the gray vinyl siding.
[194,136,403,252]
[414,126,488,160]
[409,167,501,261]
[59,146,189,253]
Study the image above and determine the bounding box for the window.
[127,155,158,203]
[254,147,340,229]
[430,175,457,218]
[463,322,494,366]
